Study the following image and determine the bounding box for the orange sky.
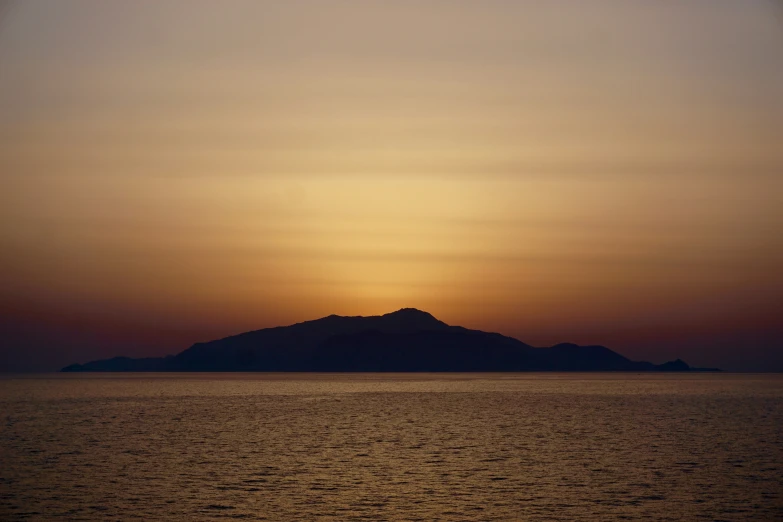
[1,1,782,371]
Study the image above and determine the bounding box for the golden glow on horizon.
[1,0,782,353]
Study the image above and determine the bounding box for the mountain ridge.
[61,308,720,372]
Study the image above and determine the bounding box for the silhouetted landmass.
[61,308,720,372]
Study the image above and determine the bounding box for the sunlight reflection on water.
[1,373,781,520]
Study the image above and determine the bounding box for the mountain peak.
[381,308,447,328]
[384,307,436,318]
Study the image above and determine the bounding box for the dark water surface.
[1,373,781,520]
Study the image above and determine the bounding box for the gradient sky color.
[1,0,782,371]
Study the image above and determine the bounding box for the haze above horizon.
[1,0,782,372]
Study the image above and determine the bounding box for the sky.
[1,0,782,372]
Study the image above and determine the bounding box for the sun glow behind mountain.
[0,0,782,371]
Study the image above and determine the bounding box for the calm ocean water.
[1,373,781,521]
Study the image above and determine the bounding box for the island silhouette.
[61,308,718,372]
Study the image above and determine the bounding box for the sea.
[1,373,781,521]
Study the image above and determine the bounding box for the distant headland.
[61,308,720,372]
